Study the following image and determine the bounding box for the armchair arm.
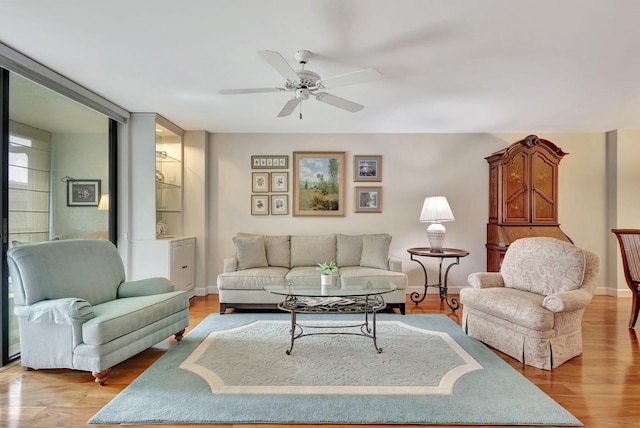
[389,255,402,272]
[117,277,175,298]
[14,297,94,324]
[542,289,593,313]
[468,272,505,289]
[223,256,238,272]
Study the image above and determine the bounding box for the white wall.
[606,130,640,294]
[208,132,609,294]
[51,132,109,237]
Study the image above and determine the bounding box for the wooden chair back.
[612,229,640,328]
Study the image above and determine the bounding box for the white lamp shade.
[98,194,109,211]
[419,196,455,223]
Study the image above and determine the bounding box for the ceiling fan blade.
[258,50,300,82]
[219,88,284,95]
[277,98,301,117]
[315,92,364,112]
[318,68,381,89]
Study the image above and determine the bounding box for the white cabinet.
[130,237,196,298]
[169,238,195,295]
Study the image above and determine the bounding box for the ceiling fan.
[219,50,381,119]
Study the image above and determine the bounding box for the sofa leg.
[92,368,112,386]
[399,303,406,315]
[174,329,186,341]
[220,304,227,314]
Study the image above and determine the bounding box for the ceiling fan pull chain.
[299,102,302,120]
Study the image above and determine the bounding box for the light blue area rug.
[89,313,581,425]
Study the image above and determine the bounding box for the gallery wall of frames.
[250,152,382,216]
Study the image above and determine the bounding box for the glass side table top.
[265,278,396,298]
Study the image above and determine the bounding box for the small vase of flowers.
[317,261,339,286]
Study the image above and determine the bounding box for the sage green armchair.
[8,239,189,385]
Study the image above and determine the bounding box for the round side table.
[406,247,469,311]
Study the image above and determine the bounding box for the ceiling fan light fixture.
[219,49,381,118]
[295,88,310,100]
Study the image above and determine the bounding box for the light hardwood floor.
[1,294,638,428]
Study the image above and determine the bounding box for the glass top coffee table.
[265,279,396,355]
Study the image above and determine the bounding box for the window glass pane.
[5,72,110,362]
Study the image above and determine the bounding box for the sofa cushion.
[290,234,336,267]
[217,267,289,290]
[236,233,290,268]
[360,233,391,270]
[336,234,363,267]
[233,235,268,270]
[460,287,553,331]
[82,291,188,345]
[339,266,407,289]
[501,237,586,296]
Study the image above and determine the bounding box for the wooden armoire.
[485,135,572,271]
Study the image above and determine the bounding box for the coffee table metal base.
[277,294,386,355]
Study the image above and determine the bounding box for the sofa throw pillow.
[336,234,363,267]
[501,237,586,296]
[360,233,391,270]
[290,234,336,267]
[236,233,290,267]
[233,235,268,270]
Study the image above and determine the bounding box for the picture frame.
[293,151,345,216]
[354,155,382,182]
[271,194,289,215]
[271,171,288,192]
[251,195,269,215]
[67,179,101,207]
[252,172,270,193]
[251,155,288,169]
[354,186,382,213]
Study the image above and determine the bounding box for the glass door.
[1,70,115,365]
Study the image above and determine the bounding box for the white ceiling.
[1,0,639,134]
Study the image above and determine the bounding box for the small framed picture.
[251,195,269,215]
[271,194,289,215]
[355,186,382,213]
[354,155,382,182]
[251,155,289,169]
[67,179,101,207]
[252,172,269,192]
[271,172,288,192]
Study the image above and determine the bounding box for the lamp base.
[427,222,447,252]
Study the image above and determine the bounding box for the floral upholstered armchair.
[460,237,600,370]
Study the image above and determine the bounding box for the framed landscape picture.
[252,172,269,193]
[67,179,101,207]
[271,194,289,215]
[354,186,382,213]
[293,151,345,216]
[354,155,382,182]
[251,195,269,215]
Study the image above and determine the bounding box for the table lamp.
[419,196,455,252]
[98,194,109,211]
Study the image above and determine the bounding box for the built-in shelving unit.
[130,113,195,297]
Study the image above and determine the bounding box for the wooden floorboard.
[1,294,637,428]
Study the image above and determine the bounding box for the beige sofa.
[217,233,408,314]
[460,237,600,370]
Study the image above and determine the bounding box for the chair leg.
[630,292,639,329]
[92,368,112,386]
[174,329,186,341]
